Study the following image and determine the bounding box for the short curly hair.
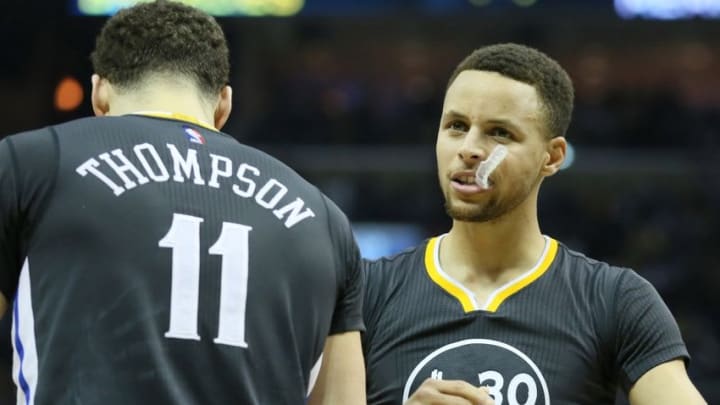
[448,43,574,139]
[91,0,230,97]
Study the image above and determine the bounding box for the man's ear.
[90,74,111,116]
[214,85,232,130]
[541,136,567,177]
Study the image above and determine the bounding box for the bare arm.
[629,359,706,405]
[307,331,366,405]
[0,293,7,319]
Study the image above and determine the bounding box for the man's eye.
[448,121,468,132]
[489,127,512,138]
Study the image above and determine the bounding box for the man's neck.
[440,213,546,290]
[106,85,216,128]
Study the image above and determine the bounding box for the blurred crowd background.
[1,0,719,403]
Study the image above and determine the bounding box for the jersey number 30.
[159,213,251,348]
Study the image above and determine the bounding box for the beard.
[442,175,540,223]
[444,194,508,222]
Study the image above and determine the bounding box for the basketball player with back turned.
[0,1,365,404]
[362,43,706,405]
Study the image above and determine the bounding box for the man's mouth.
[452,175,476,185]
[449,172,492,193]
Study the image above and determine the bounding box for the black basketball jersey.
[0,113,364,404]
[363,235,688,405]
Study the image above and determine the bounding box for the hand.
[405,378,495,405]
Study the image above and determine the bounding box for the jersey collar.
[424,235,558,313]
[128,111,218,132]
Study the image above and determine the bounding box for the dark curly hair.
[91,0,229,98]
[448,43,574,139]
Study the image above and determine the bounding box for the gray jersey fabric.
[363,235,687,404]
[0,114,364,404]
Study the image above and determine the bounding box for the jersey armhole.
[23,127,61,232]
[7,127,62,256]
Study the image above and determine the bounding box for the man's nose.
[457,132,488,165]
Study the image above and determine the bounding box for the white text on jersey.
[75,143,316,229]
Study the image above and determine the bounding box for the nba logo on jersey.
[183,126,206,144]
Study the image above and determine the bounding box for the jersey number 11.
[159,213,251,348]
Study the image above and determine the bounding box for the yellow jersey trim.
[424,236,479,312]
[129,111,218,132]
[484,237,558,312]
[424,235,558,313]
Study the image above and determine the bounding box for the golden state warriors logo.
[404,339,551,404]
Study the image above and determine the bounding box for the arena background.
[1,0,718,403]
